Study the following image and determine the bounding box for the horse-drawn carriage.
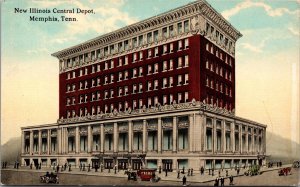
[278,167,292,176]
[40,172,59,184]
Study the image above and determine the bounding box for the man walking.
[201,166,204,175]
[182,175,187,186]
[177,168,180,179]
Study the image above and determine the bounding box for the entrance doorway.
[162,159,173,172]
[104,159,113,169]
[132,159,142,170]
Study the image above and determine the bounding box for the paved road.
[1,167,299,186]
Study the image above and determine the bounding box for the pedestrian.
[212,168,214,176]
[159,166,161,174]
[64,163,67,171]
[114,165,117,174]
[229,175,234,185]
[4,161,7,168]
[182,166,185,174]
[95,163,98,172]
[221,177,224,186]
[277,162,278,167]
[100,164,103,172]
[16,161,19,169]
[39,162,41,170]
[165,168,168,177]
[235,165,237,171]
[237,168,240,175]
[30,163,33,169]
[209,168,211,175]
[88,164,91,172]
[226,170,228,177]
[218,170,221,177]
[191,168,193,176]
[79,163,82,171]
[182,175,186,186]
[61,165,64,172]
[56,164,59,173]
[14,161,16,169]
[201,166,204,175]
[177,168,180,179]
[187,168,190,176]
[83,164,86,171]
[69,164,72,171]
[214,177,219,186]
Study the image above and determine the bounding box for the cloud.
[288,27,300,36]
[222,0,299,20]
[240,38,268,53]
[27,48,49,54]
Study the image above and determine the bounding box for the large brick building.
[21,0,267,171]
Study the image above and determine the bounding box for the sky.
[1,0,299,152]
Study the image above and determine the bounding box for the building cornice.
[51,0,242,60]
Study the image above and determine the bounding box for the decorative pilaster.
[239,125,242,153]
[47,130,51,155]
[113,122,118,153]
[21,131,25,154]
[188,115,194,152]
[245,126,249,153]
[231,123,235,152]
[251,128,254,154]
[128,121,133,153]
[213,117,216,153]
[142,120,147,153]
[157,118,162,153]
[57,128,62,154]
[203,116,207,151]
[172,116,177,152]
[100,124,104,153]
[38,130,42,155]
[88,125,92,153]
[75,126,79,153]
[222,121,225,153]
[263,128,266,154]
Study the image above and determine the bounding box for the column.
[142,120,147,153]
[213,117,216,153]
[203,116,207,151]
[188,115,194,152]
[64,128,68,154]
[194,113,202,152]
[157,118,162,153]
[21,131,25,154]
[239,125,242,153]
[128,121,133,153]
[231,123,235,152]
[61,128,65,154]
[245,126,249,153]
[263,128,266,154]
[38,130,42,154]
[251,128,254,154]
[100,124,104,153]
[172,116,177,152]
[57,128,62,154]
[222,121,226,153]
[75,126,79,153]
[113,122,118,153]
[88,125,92,153]
[47,130,51,155]
[172,158,177,170]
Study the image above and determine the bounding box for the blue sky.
[1,0,299,148]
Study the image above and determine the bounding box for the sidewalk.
[2,164,290,184]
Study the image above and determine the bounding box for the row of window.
[66,92,189,118]
[66,61,189,92]
[205,95,233,111]
[66,74,189,106]
[206,59,232,81]
[65,28,190,72]
[206,76,232,97]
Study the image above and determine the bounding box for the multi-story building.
[21,0,267,171]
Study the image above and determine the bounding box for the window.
[185,92,189,102]
[97,92,100,100]
[139,99,143,108]
[184,74,189,84]
[124,70,128,80]
[133,100,137,109]
[178,93,182,103]
[206,43,209,51]
[178,57,182,68]
[72,84,76,91]
[139,67,143,76]
[162,27,168,38]
[177,22,183,34]
[138,35,143,46]
[206,60,209,69]
[85,67,88,75]
[184,55,189,67]
[118,87,123,97]
[139,83,143,93]
[220,83,223,93]
[80,69,83,76]
[155,47,159,56]
[178,75,182,85]
[97,64,100,72]
[210,62,214,71]
[110,60,114,68]
[110,104,114,113]
[118,72,122,81]
[169,25,174,37]
[105,61,108,70]
[133,84,137,94]
[92,66,95,73]
[118,102,122,111]
[85,94,88,103]
[178,40,183,50]
[104,105,108,113]
[154,63,158,73]
[216,81,219,91]
[67,98,70,105]
[148,65,152,74]
[147,32,152,43]
[154,80,158,90]
[170,94,173,104]
[125,56,128,65]
[133,37,137,48]
[184,20,189,32]
[79,82,83,90]
[169,77,173,87]
[139,51,143,60]
[91,93,95,101]
[148,97,152,107]
[124,101,128,110]
[118,58,122,66]
[85,80,88,89]
[110,74,114,83]
[206,77,209,86]
[110,89,114,98]
[97,106,101,114]
[184,38,189,48]
[170,59,174,70]
[133,53,137,62]
[210,79,214,89]
[124,86,128,95]
[124,40,129,50]
[163,78,167,88]
[118,42,123,52]
[154,30,159,42]
[163,95,167,105]
[72,97,75,104]
[229,72,232,81]
[72,71,76,78]
[148,49,152,58]
[163,61,167,71]
[104,90,108,99]
[163,45,168,54]
[170,43,174,52]
[148,81,152,91]
[154,96,158,106]
[133,68,137,78]
[97,77,101,86]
